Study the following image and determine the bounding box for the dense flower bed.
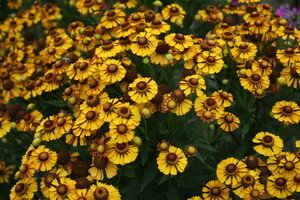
[0,0,300,199]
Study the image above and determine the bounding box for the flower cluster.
[0,0,300,199]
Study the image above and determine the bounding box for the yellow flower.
[18,160,35,179]
[0,160,13,183]
[106,140,138,165]
[165,33,193,52]
[66,58,97,81]
[75,0,104,15]
[287,173,300,193]
[272,100,300,124]
[99,98,119,122]
[49,177,76,200]
[266,152,289,174]
[98,59,126,85]
[231,41,257,63]
[252,132,283,156]
[244,183,265,200]
[240,69,270,92]
[95,40,122,59]
[197,51,224,74]
[7,0,22,9]
[281,67,300,88]
[145,19,170,35]
[217,112,240,132]
[10,177,38,200]
[109,118,136,143]
[115,102,141,126]
[128,77,158,104]
[179,74,206,96]
[75,107,104,131]
[249,19,270,35]
[100,9,126,29]
[31,145,57,171]
[267,174,292,198]
[194,94,224,119]
[90,182,121,200]
[162,4,186,23]
[162,90,193,116]
[197,6,224,23]
[0,118,11,138]
[211,90,233,108]
[130,32,158,57]
[89,155,118,181]
[232,170,260,198]
[113,0,137,9]
[278,153,300,178]
[2,79,22,103]
[40,168,68,199]
[36,116,62,141]
[202,180,230,200]
[68,189,94,200]
[76,35,97,52]
[157,145,187,175]
[216,157,248,186]
[150,40,171,67]
[276,47,300,67]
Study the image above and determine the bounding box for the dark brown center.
[210,187,221,196]
[226,163,237,173]
[39,152,49,161]
[283,106,293,114]
[166,153,177,163]
[107,64,118,73]
[275,178,286,187]
[86,111,96,120]
[57,184,68,195]
[117,124,128,134]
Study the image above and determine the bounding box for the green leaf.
[140,161,159,192]
[158,175,171,185]
[195,153,206,163]
[42,100,66,107]
[200,143,219,152]
[140,151,149,166]
[122,167,136,178]
[166,182,180,200]
[241,123,250,139]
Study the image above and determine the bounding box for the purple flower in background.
[276,5,300,26]
[231,0,238,5]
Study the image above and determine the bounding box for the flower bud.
[240,69,246,75]
[118,4,126,10]
[222,79,229,85]
[153,0,162,6]
[143,57,149,64]
[176,19,183,27]
[26,103,35,110]
[56,14,63,21]
[69,0,75,6]
[34,132,42,138]
[32,138,41,146]
[14,171,20,179]
[194,14,201,21]
[97,144,106,153]
[165,54,173,61]
[277,76,286,85]
[141,108,151,117]
[94,34,101,40]
[11,122,17,129]
[132,136,142,146]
